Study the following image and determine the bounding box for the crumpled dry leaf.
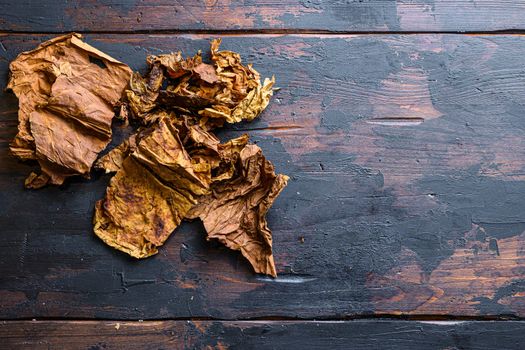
[95,133,138,173]
[94,117,213,257]
[186,140,289,277]
[198,39,275,124]
[92,40,286,276]
[126,62,163,122]
[95,111,219,174]
[94,156,187,258]
[10,35,288,276]
[148,50,219,84]
[94,112,288,276]
[125,39,274,130]
[7,33,132,188]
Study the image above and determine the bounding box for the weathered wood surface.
[2,320,524,350]
[2,1,525,33]
[2,33,525,319]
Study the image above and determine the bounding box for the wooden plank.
[2,34,525,319]
[2,1,525,33]
[1,320,524,349]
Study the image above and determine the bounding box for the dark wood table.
[2,1,525,349]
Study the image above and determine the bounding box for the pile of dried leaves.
[7,34,288,277]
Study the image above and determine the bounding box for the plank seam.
[0,314,523,322]
[1,319,523,324]
[4,29,525,35]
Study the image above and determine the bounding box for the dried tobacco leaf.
[94,117,213,257]
[148,50,218,84]
[199,39,275,124]
[92,39,287,276]
[126,63,164,121]
[94,156,187,258]
[125,39,274,130]
[7,33,132,188]
[95,133,138,173]
[186,141,289,277]
[9,35,288,276]
[94,114,287,275]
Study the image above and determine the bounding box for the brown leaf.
[94,116,288,276]
[95,134,138,174]
[148,51,202,79]
[94,156,189,258]
[94,117,212,258]
[24,172,50,189]
[11,34,288,277]
[187,141,289,277]
[193,63,219,84]
[89,40,288,276]
[7,33,132,187]
[127,39,274,129]
[126,63,164,121]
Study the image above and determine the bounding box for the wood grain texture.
[2,320,524,350]
[2,1,525,33]
[2,34,525,319]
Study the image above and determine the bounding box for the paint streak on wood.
[369,67,442,123]
[368,224,525,315]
